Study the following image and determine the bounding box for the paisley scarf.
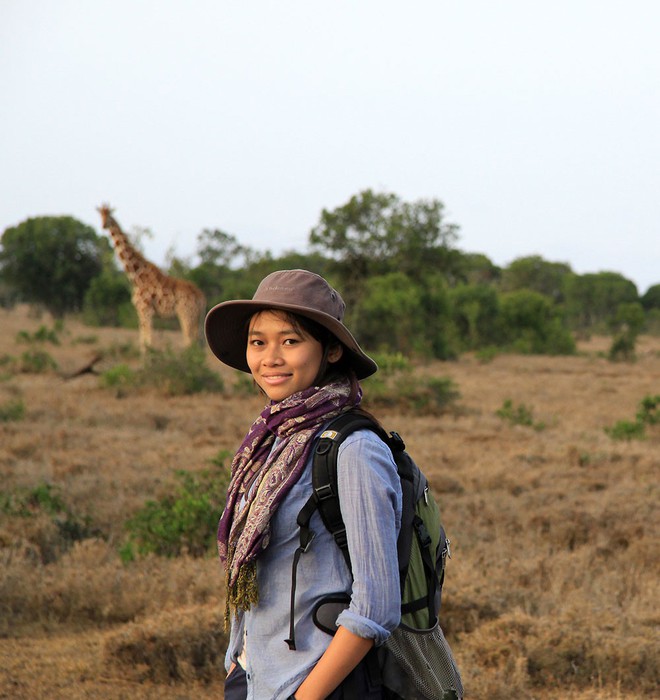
[218,378,359,615]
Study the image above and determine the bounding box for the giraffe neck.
[105,216,156,284]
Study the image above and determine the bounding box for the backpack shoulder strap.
[286,410,384,651]
[310,410,386,571]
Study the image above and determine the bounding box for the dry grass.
[0,305,658,699]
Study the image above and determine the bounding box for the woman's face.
[246,310,341,402]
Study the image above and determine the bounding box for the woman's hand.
[293,626,374,700]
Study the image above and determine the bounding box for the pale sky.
[1,1,658,293]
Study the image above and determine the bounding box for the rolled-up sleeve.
[334,430,402,645]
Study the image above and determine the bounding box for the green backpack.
[287,410,464,700]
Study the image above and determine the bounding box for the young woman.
[205,269,402,700]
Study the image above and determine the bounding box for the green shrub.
[604,420,646,441]
[99,364,136,390]
[608,302,645,362]
[0,482,97,560]
[19,349,58,373]
[364,371,460,414]
[500,290,576,356]
[15,322,62,345]
[645,309,660,336]
[0,354,17,379]
[82,269,132,327]
[449,283,501,350]
[232,371,259,396]
[103,340,140,360]
[120,457,230,561]
[116,302,139,329]
[604,394,660,440]
[98,347,224,397]
[1,482,64,517]
[475,346,499,364]
[636,395,660,425]
[608,332,636,362]
[0,398,25,422]
[369,351,412,375]
[72,334,99,345]
[139,346,224,396]
[496,399,545,431]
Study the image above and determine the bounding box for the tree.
[0,216,110,317]
[449,284,501,349]
[82,267,133,327]
[500,290,575,355]
[196,228,251,268]
[500,255,573,302]
[456,252,501,286]
[563,272,639,332]
[356,272,426,355]
[641,284,660,312]
[309,190,460,313]
[608,302,645,362]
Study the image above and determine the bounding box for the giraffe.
[97,204,206,353]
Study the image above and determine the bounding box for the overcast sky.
[1,1,658,293]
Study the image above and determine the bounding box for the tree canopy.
[0,216,110,317]
[1,193,654,360]
[500,255,573,302]
[310,190,460,301]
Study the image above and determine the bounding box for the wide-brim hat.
[205,269,378,379]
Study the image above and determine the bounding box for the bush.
[500,290,576,355]
[232,371,259,396]
[604,394,660,440]
[82,268,132,327]
[449,283,501,350]
[608,302,645,362]
[604,419,646,441]
[98,347,223,397]
[0,398,25,422]
[139,346,224,396]
[364,370,460,414]
[19,349,58,373]
[357,272,426,355]
[496,399,546,431]
[120,457,231,561]
[15,322,62,345]
[99,364,137,393]
[637,395,660,425]
[369,351,412,374]
[0,482,97,562]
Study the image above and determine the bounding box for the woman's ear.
[327,344,344,364]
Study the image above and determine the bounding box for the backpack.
[286,410,464,700]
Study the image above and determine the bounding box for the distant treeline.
[2,190,658,359]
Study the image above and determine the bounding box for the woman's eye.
[283,338,299,346]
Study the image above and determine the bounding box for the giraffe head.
[97,203,115,229]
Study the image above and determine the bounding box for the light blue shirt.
[224,428,402,700]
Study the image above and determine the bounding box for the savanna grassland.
[0,305,658,700]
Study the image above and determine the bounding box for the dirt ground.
[1,305,658,699]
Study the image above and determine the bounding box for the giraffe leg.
[135,301,154,354]
[177,304,201,347]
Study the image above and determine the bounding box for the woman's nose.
[263,345,283,365]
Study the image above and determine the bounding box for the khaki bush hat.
[205,269,378,379]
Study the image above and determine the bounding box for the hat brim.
[205,299,378,380]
